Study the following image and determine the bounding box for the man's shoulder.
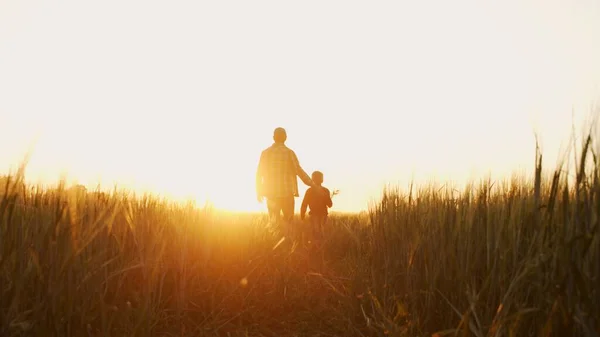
[262,144,275,152]
[263,143,293,153]
[261,145,276,156]
[278,144,294,153]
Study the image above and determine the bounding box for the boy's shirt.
[301,186,333,218]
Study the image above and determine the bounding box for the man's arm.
[291,151,314,187]
[255,152,265,201]
[300,188,310,220]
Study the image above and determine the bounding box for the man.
[256,127,319,235]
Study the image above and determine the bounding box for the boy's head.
[311,171,324,185]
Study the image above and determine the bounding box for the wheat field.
[1,133,599,337]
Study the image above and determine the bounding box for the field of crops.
[1,134,598,336]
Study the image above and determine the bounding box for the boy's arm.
[300,189,310,219]
[325,188,333,208]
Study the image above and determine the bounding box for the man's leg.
[280,196,295,238]
[266,198,282,227]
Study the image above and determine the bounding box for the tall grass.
[0,131,598,336]
[366,133,599,336]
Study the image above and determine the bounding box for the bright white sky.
[1,0,599,212]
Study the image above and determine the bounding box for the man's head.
[273,127,287,143]
[311,171,324,185]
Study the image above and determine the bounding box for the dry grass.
[1,132,599,336]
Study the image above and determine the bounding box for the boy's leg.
[308,215,316,242]
[316,215,325,241]
[319,215,328,240]
[309,215,322,242]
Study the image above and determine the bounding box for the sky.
[1,0,599,212]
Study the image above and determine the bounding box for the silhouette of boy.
[300,171,333,241]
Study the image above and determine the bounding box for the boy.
[300,171,333,241]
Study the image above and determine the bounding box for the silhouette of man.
[256,127,318,235]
